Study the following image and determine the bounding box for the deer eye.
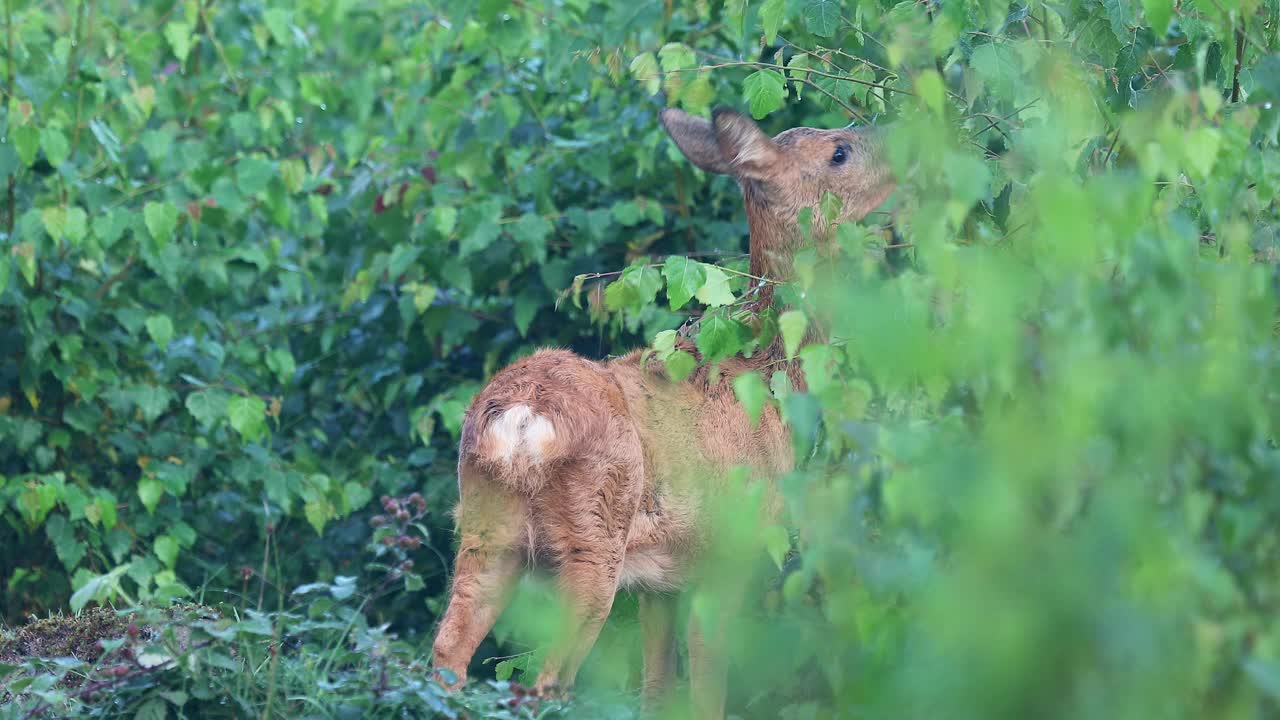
[831,145,848,166]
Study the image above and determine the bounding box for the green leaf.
[605,265,664,311]
[733,371,769,426]
[304,498,331,535]
[743,70,787,119]
[227,395,268,443]
[779,310,808,359]
[762,524,791,569]
[70,566,127,613]
[12,126,39,167]
[681,75,715,114]
[652,329,678,358]
[1184,128,1221,178]
[266,348,297,385]
[40,127,69,167]
[804,0,841,36]
[429,206,458,237]
[154,535,179,568]
[1143,0,1172,34]
[629,53,661,96]
[915,70,945,115]
[64,207,88,245]
[236,156,274,196]
[40,206,66,241]
[658,43,696,72]
[146,314,174,350]
[164,21,195,64]
[665,350,698,381]
[695,265,736,307]
[761,0,787,44]
[138,478,164,514]
[1103,0,1136,42]
[263,8,293,45]
[143,201,180,245]
[132,385,172,423]
[93,208,129,246]
[281,157,306,193]
[185,390,226,427]
[696,312,748,363]
[663,256,707,310]
[133,696,168,720]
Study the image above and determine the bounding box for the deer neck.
[743,181,806,285]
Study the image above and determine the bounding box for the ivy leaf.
[696,311,748,363]
[228,395,268,443]
[779,310,808,359]
[804,0,841,37]
[743,70,787,119]
[733,371,769,426]
[695,265,736,307]
[663,256,707,310]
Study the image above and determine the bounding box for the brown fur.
[429,107,894,718]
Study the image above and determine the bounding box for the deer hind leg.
[687,605,730,720]
[431,464,527,689]
[533,463,640,693]
[639,591,678,711]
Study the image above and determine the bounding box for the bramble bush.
[2,0,1279,717]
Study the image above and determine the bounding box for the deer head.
[661,107,895,282]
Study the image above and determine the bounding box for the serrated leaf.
[652,329,678,358]
[154,535,179,568]
[915,70,945,115]
[281,157,306,193]
[696,312,748,362]
[761,0,787,44]
[164,21,195,64]
[430,206,458,237]
[663,256,707,310]
[681,75,715,113]
[266,348,296,385]
[779,310,808,359]
[1103,0,1136,42]
[139,478,164,514]
[146,314,174,350]
[227,395,268,443]
[40,127,69,167]
[743,70,787,119]
[605,265,663,312]
[762,525,791,569]
[236,156,274,196]
[185,390,225,427]
[804,0,841,36]
[629,53,661,96]
[733,371,769,426]
[13,126,39,167]
[1184,127,1221,178]
[665,350,698,381]
[143,201,179,245]
[658,43,696,72]
[695,265,736,307]
[41,206,66,241]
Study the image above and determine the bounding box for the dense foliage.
[2,0,1279,717]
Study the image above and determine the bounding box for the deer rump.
[458,345,792,592]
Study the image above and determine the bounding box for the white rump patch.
[487,404,556,466]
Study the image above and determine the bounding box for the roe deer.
[429,107,894,717]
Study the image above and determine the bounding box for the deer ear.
[661,108,732,175]
[712,107,782,181]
